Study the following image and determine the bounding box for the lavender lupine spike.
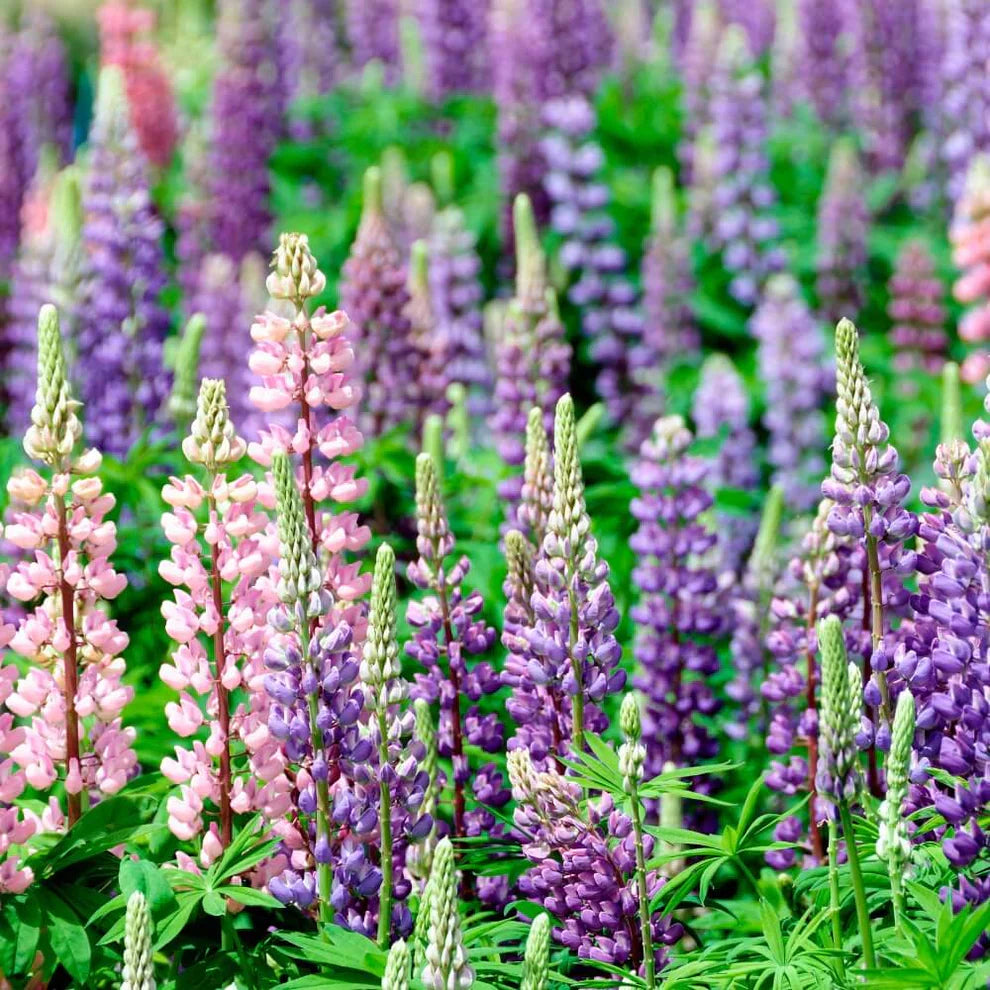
[939,0,990,206]
[525,394,625,756]
[888,240,948,389]
[708,26,783,306]
[769,0,799,120]
[815,615,863,812]
[630,415,723,782]
[542,95,647,432]
[692,354,759,573]
[405,452,506,871]
[422,838,473,990]
[677,0,721,182]
[347,0,401,82]
[417,0,490,98]
[796,0,848,128]
[406,240,449,427]
[206,0,284,263]
[823,318,918,739]
[533,0,612,100]
[728,485,784,740]
[77,66,171,457]
[816,140,869,326]
[280,0,339,135]
[751,274,830,511]
[719,0,774,56]
[427,189,490,415]
[516,407,554,551]
[341,167,416,438]
[490,195,571,508]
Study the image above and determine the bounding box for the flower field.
[1,1,990,987]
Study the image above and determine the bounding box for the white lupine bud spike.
[382,939,411,990]
[25,304,82,466]
[877,690,915,866]
[272,452,322,609]
[361,543,402,708]
[513,193,546,308]
[182,377,246,470]
[548,394,590,550]
[168,314,206,425]
[619,692,646,795]
[519,407,553,548]
[422,838,473,989]
[121,891,156,990]
[520,914,551,990]
[267,232,326,301]
[507,748,539,801]
[816,615,862,807]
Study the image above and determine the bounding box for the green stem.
[301,622,332,925]
[376,710,394,948]
[889,859,905,936]
[828,820,846,979]
[735,859,762,900]
[629,785,655,989]
[838,801,876,969]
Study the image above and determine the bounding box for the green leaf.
[38,889,91,985]
[216,885,282,910]
[202,889,227,917]
[12,894,41,974]
[119,856,175,912]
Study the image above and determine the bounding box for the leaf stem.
[838,801,876,969]
[828,819,845,979]
[629,784,655,989]
[376,708,394,948]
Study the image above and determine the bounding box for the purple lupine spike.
[76,67,170,456]
[709,25,783,306]
[405,239,450,428]
[508,750,683,971]
[630,415,724,782]
[532,0,613,100]
[542,94,646,432]
[280,0,340,134]
[206,0,284,264]
[405,454,507,867]
[815,140,869,325]
[191,252,269,440]
[763,498,870,866]
[796,0,848,128]
[346,0,400,82]
[491,195,571,505]
[770,0,799,120]
[692,354,759,574]
[718,0,774,56]
[427,200,491,415]
[339,167,415,438]
[751,274,830,512]
[418,0,490,98]
[939,0,990,206]
[677,0,721,182]
[888,239,948,391]
[634,166,698,436]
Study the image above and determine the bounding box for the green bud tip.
[410,239,429,290]
[650,166,676,236]
[620,693,641,742]
[941,361,962,446]
[430,151,454,205]
[422,413,444,472]
[382,938,411,990]
[521,913,551,990]
[363,166,384,215]
[835,317,859,365]
[751,484,785,577]
[95,64,129,131]
[51,165,83,252]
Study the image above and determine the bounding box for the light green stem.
[828,820,846,979]
[838,801,876,969]
[376,709,394,948]
[889,859,905,936]
[628,785,655,988]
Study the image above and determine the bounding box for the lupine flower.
[751,274,830,511]
[796,0,848,127]
[769,0,799,120]
[190,251,269,440]
[427,192,490,414]
[815,615,863,812]
[542,95,646,431]
[520,913,552,990]
[876,690,914,881]
[938,0,990,205]
[708,25,783,305]
[422,837,473,989]
[406,240,449,427]
[508,748,683,969]
[888,240,948,388]
[159,379,287,859]
[406,697,442,884]
[3,305,136,831]
[382,938,411,990]
[418,0,490,98]
[521,395,624,757]
[406,453,504,849]
[630,415,723,782]
[816,140,869,325]
[280,0,340,134]
[728,485,784,739]
[204,0,284,264]
[121,891,155,990]
[951,156,990,384]
[719,0,774,56]
[76,66,171,456]
[340,167,418,437]
[490,195,571,506]
[822,318,917,738]
[677,0,721,182]
[97,2,179,167]
[692,353,759,572]
[362,544,432,943]
[533,0,612,100]
[346,0,401,82]
[248,233,371,632]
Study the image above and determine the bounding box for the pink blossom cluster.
[1,452,136,852]
[97,1,178,167]
[952,156,990,383]
[158,467,292,866]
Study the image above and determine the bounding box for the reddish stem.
[55,497,82,827]
[208,502,234,847]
